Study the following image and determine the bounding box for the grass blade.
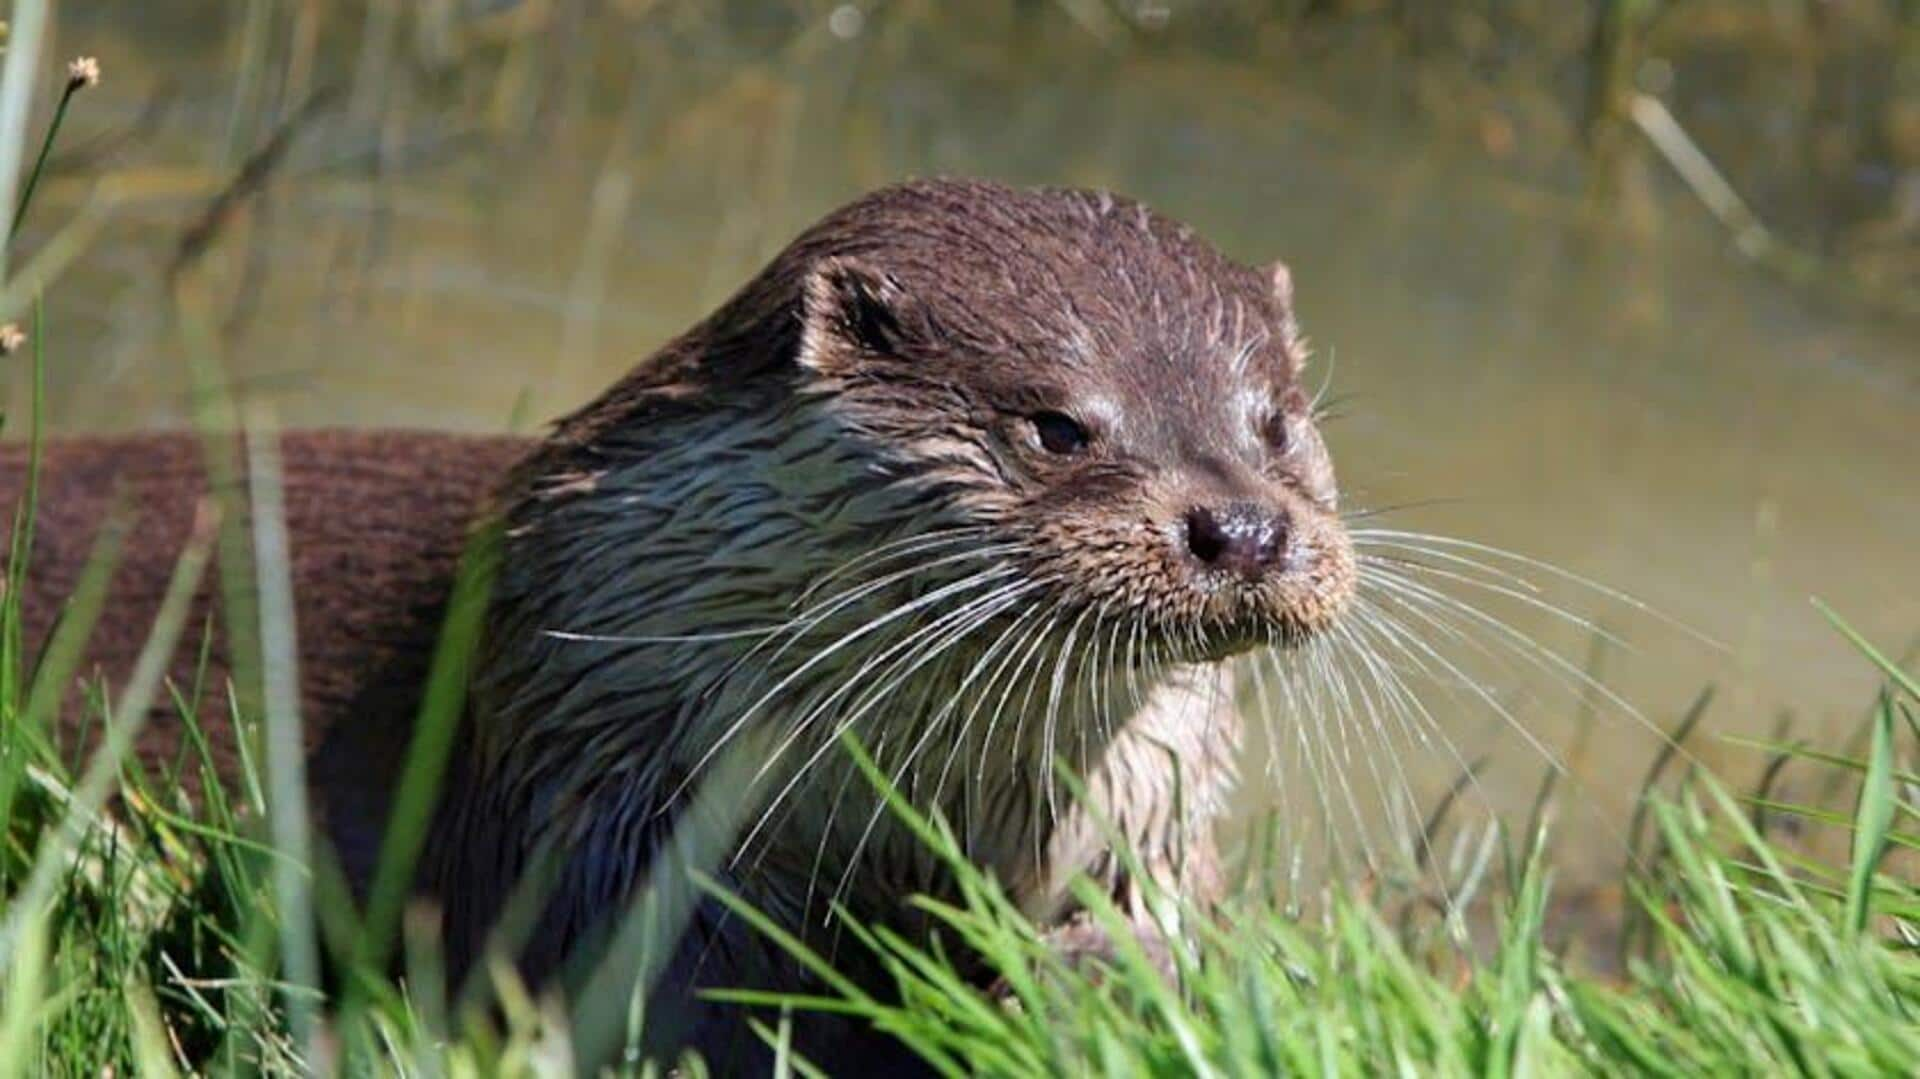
[1815,600,1920,702]
[0,501,211,971]
[244,407,318,1058]
[358,519,501,973]
[1844,694,1896,935]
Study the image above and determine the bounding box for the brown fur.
[4,179,1353,1071]
[0,430,528,861]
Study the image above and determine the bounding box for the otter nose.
[1184,503,1288,579]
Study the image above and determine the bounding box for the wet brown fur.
[0,431,528,856]
[3,179,1353,1071]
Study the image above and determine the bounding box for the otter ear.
[798,256,919,375]
[1263,259,1304,363]
[1265,260,1293,309]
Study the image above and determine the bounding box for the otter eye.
[1031,411,1090,455]
[1262,411,1292,454]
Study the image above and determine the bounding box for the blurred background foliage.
[7,0,1918,882]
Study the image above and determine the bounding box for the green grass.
[688,705,1918,1077]
[0,500,1914,1078]
[1,34,1916,1078]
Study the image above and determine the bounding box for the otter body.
[8,180,1354,1070]
[0,431,528,871]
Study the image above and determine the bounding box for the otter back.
[0,430,529,871]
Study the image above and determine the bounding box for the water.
[24,3,1920,880]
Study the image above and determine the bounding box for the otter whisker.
[749,541,1027,664]
[793,525,993,608]
[1358,573,1719,860]
[1351,529,1725,652]
[1095,612,1128,758]
[1247,647,1326,880]
[829,594,1079,917]
[1327,628,1422,848]
[669,562,1026,805]
[1354,535,1552,594]
[1355,571,1562,695]
[1331,606,1438,752]
[1276,638,1359,874]
[1009,604,1072,761]
[1358,565,1674,752]
[542,626,782,645]
[1309,342,1339,416]
[1122,616,1144,710]
[1346,592,1578,795]
[1327,614,1482,919]
[1299,638,1368,874]
[949,600,1057,803]
[738,573,1038,865]
[1317,624,1409,875]
[1349,610,1506,866]
[1313,631,1398,877]
[1339,594,1674,875]
[1342,595,1534,772]
[749,567,1033,794]
[721,541,1027,704]
[924,601,1067,854]
[1008,599,1098,873]
[757,580,1032,907]
[1353,546,1634,653]
[1080,614,1107,777]
[714,552,1021,714]
[939,597,1069,863]
[1337,497,1474,524]
[811,561,1036,712]
[558,539,1024,711]
[1038,604,1100,830]
[973,596,1073,792]
[976,597,1078,850]
[762,579,1040,918]
[1323,620,1425,872]
[1251,643,1315,848]
[1062,610,1108,824]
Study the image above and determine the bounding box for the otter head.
[788,181,1355,667]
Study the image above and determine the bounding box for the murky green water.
[24,3,1920,878]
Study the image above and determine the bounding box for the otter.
[4,179,1354,1070]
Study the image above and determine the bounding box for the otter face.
[791,184,1355,665]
